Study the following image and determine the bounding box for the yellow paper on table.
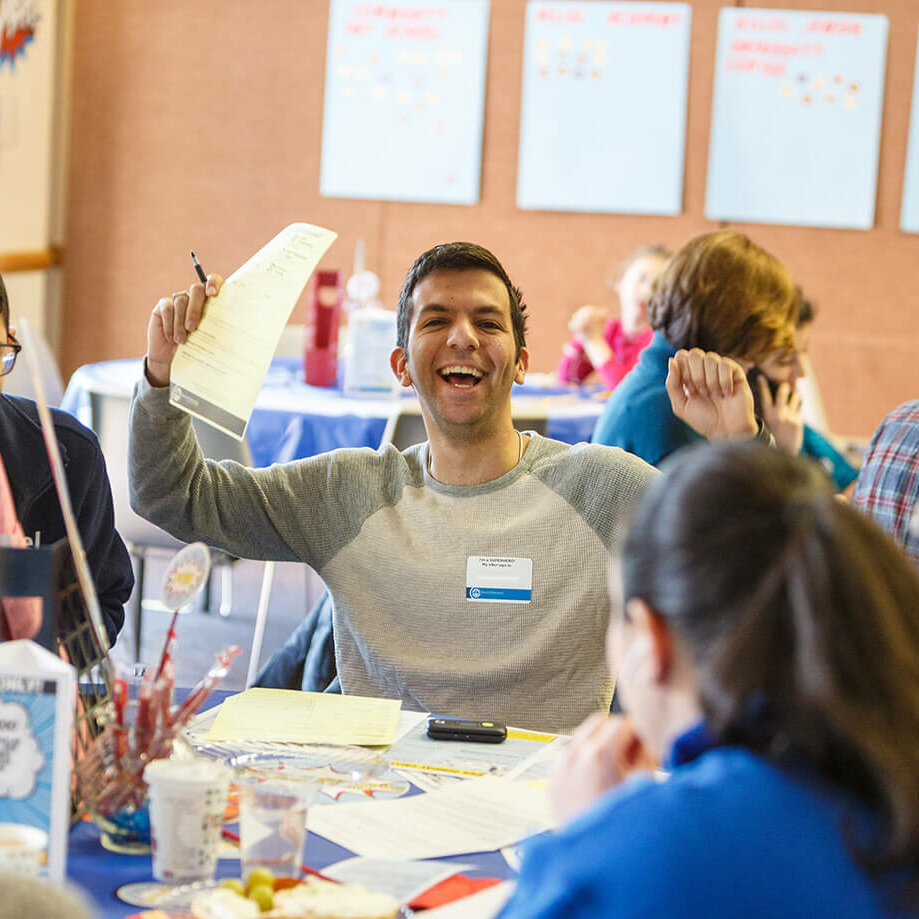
[170,222,338,439]
[205,689,401,746]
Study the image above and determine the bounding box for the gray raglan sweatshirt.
[129,376,656,733]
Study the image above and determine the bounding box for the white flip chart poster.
[706,8,888,230]
[320,0,490,205]
[900,27,919,233]
[516,1,691,216]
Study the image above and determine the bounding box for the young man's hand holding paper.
[159,223,337,439]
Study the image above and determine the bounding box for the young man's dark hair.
[395,242,528,358]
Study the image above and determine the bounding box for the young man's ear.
[514,347,530,385]
[390,348,413,388]
[624,598,674,684]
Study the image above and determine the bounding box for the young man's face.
[390,268,528,435]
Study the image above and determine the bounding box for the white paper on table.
[503,735,567,784]
[205,689,401,746]
[322,857,473,905]
[500,844,523,873]
[395,770,465,793]
[388,719,560,780]
[420,881,515,919]
[393,708,427,742]
[170,222,337,439]
[307,776,553,859]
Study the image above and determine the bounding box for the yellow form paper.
[205,689,401,746]
[170,222,337,439]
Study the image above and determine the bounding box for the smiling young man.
[129,242,752,733]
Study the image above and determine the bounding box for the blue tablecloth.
[68,819,513,919]
[62,358,606,467]
[65,690,517,917]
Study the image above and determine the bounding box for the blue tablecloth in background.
[62,358,606,467]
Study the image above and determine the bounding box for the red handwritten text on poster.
[535,7,584,24]
[607,11,683,27]
[724,57,787,77]
[350,4,448,19]
[384,24,439,39]
[735,16,789,33]
[729,40,825,58]
[804,19,861,36]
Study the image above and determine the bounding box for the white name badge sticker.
[466,557,532,604]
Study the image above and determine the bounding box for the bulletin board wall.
[61,0,919,438]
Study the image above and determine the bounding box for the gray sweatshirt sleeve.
[128,373,409,569]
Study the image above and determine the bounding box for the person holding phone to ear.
[747,290,857,493]
[591,230,797,466]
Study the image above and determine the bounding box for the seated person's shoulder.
[50,405,105,460]
[3,395,104,467]
[527,435,657,486]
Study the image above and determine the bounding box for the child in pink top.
[557,245,670,390]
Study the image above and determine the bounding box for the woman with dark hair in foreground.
[498,443,919,919]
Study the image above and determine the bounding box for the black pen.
[190,250,207,284]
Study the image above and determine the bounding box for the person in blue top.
[591,230,799,465]
[751,289,858,493]
[498,442,919,919]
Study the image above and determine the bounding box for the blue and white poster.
[320,0,490,205]
[900,27,919,233]
[516,1,691,215]
[706,8,888,230]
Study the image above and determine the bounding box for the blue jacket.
[0,394,132,645]
[802,424,858,492]
[497,722,910,919]
[591,331,701,465]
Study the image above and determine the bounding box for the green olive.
[219,878,246,896]
[245,867,275,892]
[247,883,274,911]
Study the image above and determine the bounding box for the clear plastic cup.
[144,759,230,884]
[238,775,309,879]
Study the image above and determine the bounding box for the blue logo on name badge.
[465,587,532,602]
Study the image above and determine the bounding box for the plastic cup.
[0,823,48,876]
[144,759,230,884]
[238,775,309,879]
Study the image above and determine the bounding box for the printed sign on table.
[517,1,691,215]
[900,27,919,233]
[705,8,888,230]
[320,0,490,205]
[0,641,75,882]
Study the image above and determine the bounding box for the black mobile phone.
[746,366,781,402]
[426,717,508,744]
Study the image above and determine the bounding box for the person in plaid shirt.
[852,400,919,568]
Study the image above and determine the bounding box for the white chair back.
[87,388,269,663]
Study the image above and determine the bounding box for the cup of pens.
[76,544,240,852]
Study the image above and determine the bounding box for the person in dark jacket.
[0,272,132,645]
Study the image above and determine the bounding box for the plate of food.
[189,874,410,918]
[226,750,410,805]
